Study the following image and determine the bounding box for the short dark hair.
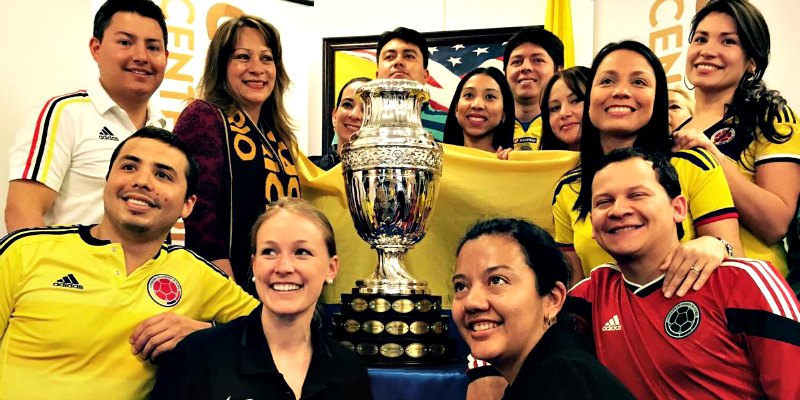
[107,127,199,200]
[443,67,515,150]
[539,66,591,150]
[93,0,168,48]
[336,77,372,108]
[592,147,681,200]
[457,218,572,296]
[376,27,430,68]
[502,27,564,73]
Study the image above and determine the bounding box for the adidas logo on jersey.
[53,273,84,290]
[98,126,118,141]
[602,314,622,331]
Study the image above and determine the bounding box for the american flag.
[340,41,505,112]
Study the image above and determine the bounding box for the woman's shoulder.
[176,314,248,353]
[670,147,721,172]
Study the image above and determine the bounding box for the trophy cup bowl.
[341,79,443,296]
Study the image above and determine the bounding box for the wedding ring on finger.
[689,265,702,273]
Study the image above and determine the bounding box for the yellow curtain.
[545,0,575,68]
[298,145,578,308]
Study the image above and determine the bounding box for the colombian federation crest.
[664,301,701,339]
[147,274,182,307]
[710,127,736,145]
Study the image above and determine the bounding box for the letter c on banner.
[206,3,244,39]
[650,0,684,27]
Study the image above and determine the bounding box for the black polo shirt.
[151,305,372,399]
[503,326,635,400]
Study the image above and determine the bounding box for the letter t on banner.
[545,0,575,68]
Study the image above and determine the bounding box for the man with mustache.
[6,0,169,232]
[0,127,258,399]
[502,27,564,151]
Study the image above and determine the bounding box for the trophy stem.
[357,246,429,295]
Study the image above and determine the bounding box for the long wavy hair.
[196,15,297,153]
[575,41,672,219]
[689,0,791,146]
[539,66,591,150]
[443,67,515,150]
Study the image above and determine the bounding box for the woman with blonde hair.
[152,198,372,399]
[173,15,300,289]
[667,85,695,132]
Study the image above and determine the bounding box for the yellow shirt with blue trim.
[702,105,800,274]
[553,148,739,276]
[513,117,543,151]
[0,225,259,400]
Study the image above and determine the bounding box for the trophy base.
[332,287,457,366]
[356,278,430,295]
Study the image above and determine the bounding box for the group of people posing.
[2,0,800,398]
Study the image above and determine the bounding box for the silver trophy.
[341,79,443,295]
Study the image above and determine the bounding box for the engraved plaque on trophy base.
[332,288,457,366]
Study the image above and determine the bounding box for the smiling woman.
[171,15,300,291]
[151,198,372,400]
[453,218,633,399]
[443,67,515,153]
[552,40,743,295]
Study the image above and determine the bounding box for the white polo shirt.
[8,79,166,227]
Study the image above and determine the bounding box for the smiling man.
[502,27,564,151]
[375,27,447,141]
[0,128,258,399]
[569,147,800,399]
[6,0,169,232]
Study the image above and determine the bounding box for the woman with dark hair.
[539,66,591,151]
[311,77,371,170]
[443,67,515,153]
[172,15,300,288]
[152,198,372,400]
[552,40,743,293]
[672,0,800,276]
[453,218,634,399]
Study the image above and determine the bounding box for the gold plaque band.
[369,298,391,313]
[431,321,445,334]
[350,298,368,312]
[362,320,384,334]
[415,299,434,313]
[406,343,427,358]
[409,321,430,335]
[386,321,409,335]
[344,319,361,333]
[392,299,415,313]
[356,343,379,356]
[380,343,404,358]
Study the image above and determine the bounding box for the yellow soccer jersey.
[0,225,259,400]
[705,105,800,274]
[553,148,739,277]
[513,117,543,151]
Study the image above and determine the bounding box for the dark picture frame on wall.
[320,26,529,156]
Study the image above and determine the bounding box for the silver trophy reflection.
[341,79,443,295]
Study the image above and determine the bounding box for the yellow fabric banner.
[298,145,578,307]
[545,0,576,68]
